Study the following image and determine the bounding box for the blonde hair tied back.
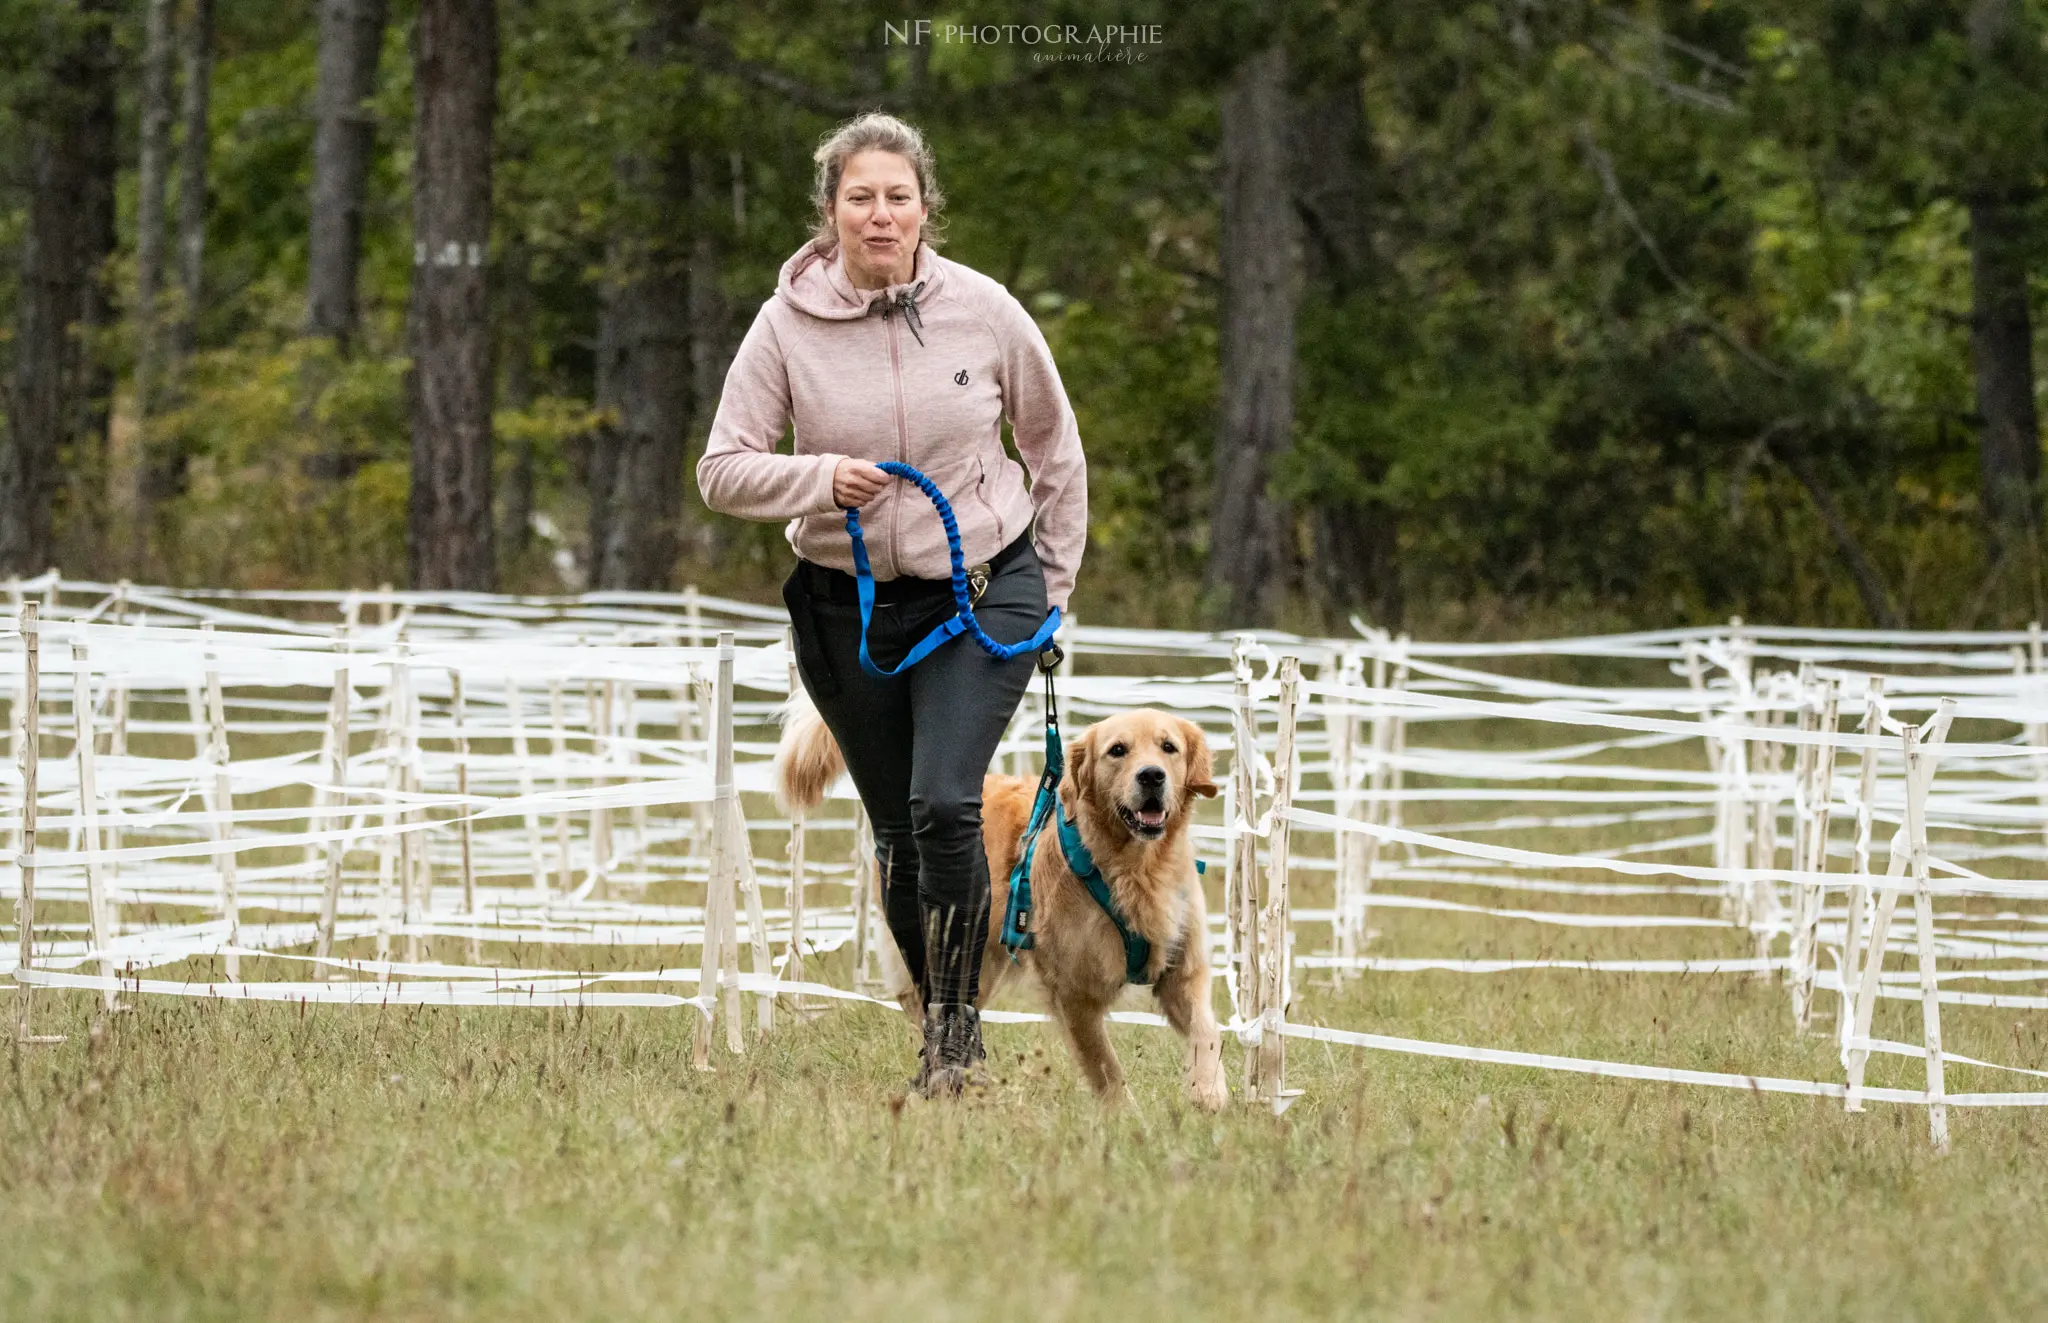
[810,111,948,252]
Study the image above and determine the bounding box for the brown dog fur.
[776,697,1229,1110]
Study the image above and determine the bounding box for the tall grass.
[6,912,2045,1321]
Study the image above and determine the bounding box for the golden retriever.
[776,698,1229,1110]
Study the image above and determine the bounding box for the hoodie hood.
[776,237,946,321]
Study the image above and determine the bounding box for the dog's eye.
[1161,740,1177,754]
[1107,742,1127,758]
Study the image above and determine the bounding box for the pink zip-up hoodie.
[696,237,1088,609]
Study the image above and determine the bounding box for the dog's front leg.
[1155,960,1228,1112]
[1051,995,1129,1103]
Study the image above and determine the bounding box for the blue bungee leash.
[841,460,1062,678]
[1001,658,1063,960]
[842,462,1168,977]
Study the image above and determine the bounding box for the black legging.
[784,537,1046,1007]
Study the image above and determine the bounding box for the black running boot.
[916,1002,987,1098]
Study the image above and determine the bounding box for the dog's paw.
[1187,1071,1229,1113]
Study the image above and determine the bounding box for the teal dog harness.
[1000,666,1204,987]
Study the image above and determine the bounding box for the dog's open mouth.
[1117,802,1168,840]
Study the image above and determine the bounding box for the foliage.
[1,0,2045,629]
[153,314,412,586]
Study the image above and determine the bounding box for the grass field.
[7,695,2047,1321]
[7,903,2047,1320]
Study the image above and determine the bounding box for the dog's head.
[1062,711,1218,843]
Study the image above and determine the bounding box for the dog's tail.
[774,688,845,813]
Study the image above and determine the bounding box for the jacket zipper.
[974,453,1005,542]
[884,308,910,580]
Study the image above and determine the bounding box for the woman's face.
[833,150,926,290]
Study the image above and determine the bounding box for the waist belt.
[798,529,1033,608]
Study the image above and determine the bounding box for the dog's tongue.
[1137,808,1166,828]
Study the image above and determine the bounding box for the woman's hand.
[832,457,892,508]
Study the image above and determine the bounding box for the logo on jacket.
[953,370,970,386]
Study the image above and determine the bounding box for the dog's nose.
[1136,765,1166,791]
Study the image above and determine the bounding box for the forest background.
[2,0,2045,635]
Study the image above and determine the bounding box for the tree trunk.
[0,0,117,575]
[688,156,737,436]
[72,0,120,553]
[589,0,697,590]
[139,0,210,516]
[1969,187,2038,547]
[1205,42,1297,626]
[498,238,535,561]
[130,0,176,568]
[690,147,736,440]
[175,0,213,363]
[407,0,498,591]
[1293,81,1373,299]
[308,0,391,348]
[134,0,177,427]
[690,146,741,562]
[1766,431,1903,629]
[1314,500,1403,628]
[1293,77,1401,626]
[1967,0,2041,554]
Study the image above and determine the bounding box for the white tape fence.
[7,575,2048,1144]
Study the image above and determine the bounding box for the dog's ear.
[1178,717,1219,798]
[1060,724,1095,818]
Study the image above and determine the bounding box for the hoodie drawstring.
[882,280,927,347]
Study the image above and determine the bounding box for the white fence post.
[549,678,573,895]
[1252,654,1300,1113]
[315,665,351,958]
[451,669,478,965]
[625,681,648,872]
[691,635,748,1067]
[590,679,613,899]
[1839,676,1885,1040]
[505,677,547,898]
[1749,673,1785,973]
[1228,636,1259,1079]
[1904,722,1949,1152]
[782,636,809,1010]
[201,625,241,981]
[1790,673,1839,1033]
[1844,698,1954,1114]
[70,642,118,1012]
[690,673,714,860]
[398,648,424,965]
[1328,648,1363,978]
[714,633,772,1037]
[850,806,878,995]
[1387,636,1412,863]
[12,604,56,1044]
[2025,627,2048,853]
[373,648,403,972]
